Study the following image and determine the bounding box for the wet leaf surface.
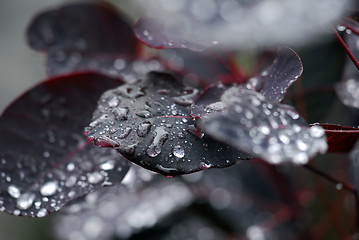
[256,47,303,102]
[27,2,138,56]
[195,86,328,164]
[85,71,251,176]
[318,123,359,152]
[0,72,129,217]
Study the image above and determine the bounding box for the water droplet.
[67,163,75,171]
[199,162,211,170]
[336,183,343,190]
[37,208,47,217]
[173,145,185,158]
[337,25,346,31]
[205,102,224,111]
[172,88,199,106]
[100,160,115,171]
[87,172,104,184]
[112,107,129,120]
[117,127,132,139]
[40,181,58,196]
[65,176,77,187]
[108,97,120,108]
[146,127,169,157]
[136,110,153,118]
[309,126,325,138]
[137,122,152,137]
[43,151,50,158]
[114,59,126,70]
[17,193,36,210]
[8,185,20,198]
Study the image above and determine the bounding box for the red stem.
[303,164,354,194]
[332,26,359,71]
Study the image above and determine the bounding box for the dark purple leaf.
[194,86,328,164]
[256,47,303,102]
[85,71,251,176]
[318,124,359,152]
[26,2,138,56]
[0,72,129,217]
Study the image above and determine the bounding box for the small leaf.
[0,72,129,217]
[27,2,138,56]
[257,47,303,102]
[85,72,251,176]
[195,86,328,164]
[318,124,359,152]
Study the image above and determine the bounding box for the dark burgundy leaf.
[27,2,138,56]
[134,17,216,52]
[256,47,303,103]
[194,86,327,164]
[85,71,250,176]
[318,124,359,152]
[0,72,129,217]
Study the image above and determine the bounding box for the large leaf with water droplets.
[318,124,359,152]
[0,72,129,217]
[85,71,251,176]
[194,86,328,164]
[27,2,138,56]
[256,47,303,102]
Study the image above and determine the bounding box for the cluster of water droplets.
[0,144,129,217]
[47,51,164,83]
[54,167,193,240]
[201,87,328,164]
[336,79,359,109]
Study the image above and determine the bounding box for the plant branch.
[303,164,354,194]
[333,26,359,71]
